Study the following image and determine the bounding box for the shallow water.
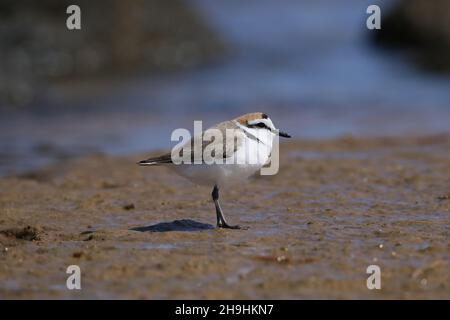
[1,0,450,176]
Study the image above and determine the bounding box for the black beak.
[278,130,291,138]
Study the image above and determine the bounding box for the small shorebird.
[138,112,291,229]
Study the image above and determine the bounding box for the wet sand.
[0,135,449,299]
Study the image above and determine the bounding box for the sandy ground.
[0,135,449,299]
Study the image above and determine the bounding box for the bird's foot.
[217,223,249,230]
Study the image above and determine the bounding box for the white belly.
[172,163,262,186]
[172,131,274,187]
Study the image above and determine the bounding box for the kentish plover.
[138,112,291,229]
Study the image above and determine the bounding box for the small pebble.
[73,251,83,258]
[123,203,135,210]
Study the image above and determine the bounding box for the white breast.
[233,127,273,166]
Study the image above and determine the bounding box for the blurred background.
[1,0,449,176]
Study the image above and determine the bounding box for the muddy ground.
[0,135,449,299]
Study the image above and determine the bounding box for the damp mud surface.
[0,135,449,299]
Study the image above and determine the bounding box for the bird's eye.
[249,122,269,129]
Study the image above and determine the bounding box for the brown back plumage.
[138,116,250,166]
[234,112,268,126]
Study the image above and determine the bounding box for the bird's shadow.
[130,219,215,233]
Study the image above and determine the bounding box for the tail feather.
[138,154,172,166]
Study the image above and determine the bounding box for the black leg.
[212,185,222,226]
[211,185,247,230]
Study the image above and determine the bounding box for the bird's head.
[234,112,291,138]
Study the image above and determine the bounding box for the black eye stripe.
[248,122,270,129]
[256,123,267,128]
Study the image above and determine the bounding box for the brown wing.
[138,121,243,165]
[177,121,243,162]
